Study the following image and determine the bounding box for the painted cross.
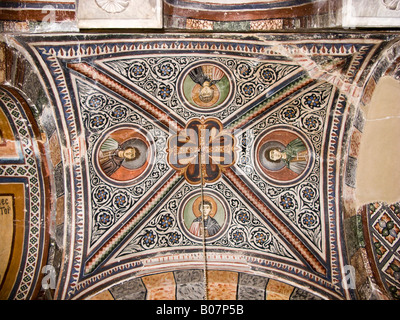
[167,117,236,185]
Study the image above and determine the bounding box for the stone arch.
[342,38,400,300]
[0,42,64,300]
[85,270,323,300]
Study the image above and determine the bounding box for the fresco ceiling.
[1,30,400,300]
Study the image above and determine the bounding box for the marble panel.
[237,273,268,300]
[109,277,147,300]
[142,272,176,300]
[266,279,295,300]
[175,269,205,300]
[76,0,163,29]
[343,0,400,27]
[206,271,238,300]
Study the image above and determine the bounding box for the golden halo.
[192,195,218,218]
[192,84,220,108]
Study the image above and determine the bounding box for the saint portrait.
[256,128,312,184]
[189,196,221,238]
[181,63,231,110]
[181,194,226,240]
[96,127,150,182]
[262,137,308,175]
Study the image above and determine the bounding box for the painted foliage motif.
[23,34,384,300]
[74,79,170,244]
[119,182,297,259]
[237,81,334,252]
[100,56,300,121]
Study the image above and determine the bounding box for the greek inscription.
[0,196,12,215]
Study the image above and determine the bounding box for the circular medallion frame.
[177,60,235,113]
[93,124,155,187]
[254,125,315,187]
[178,189,231,244]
